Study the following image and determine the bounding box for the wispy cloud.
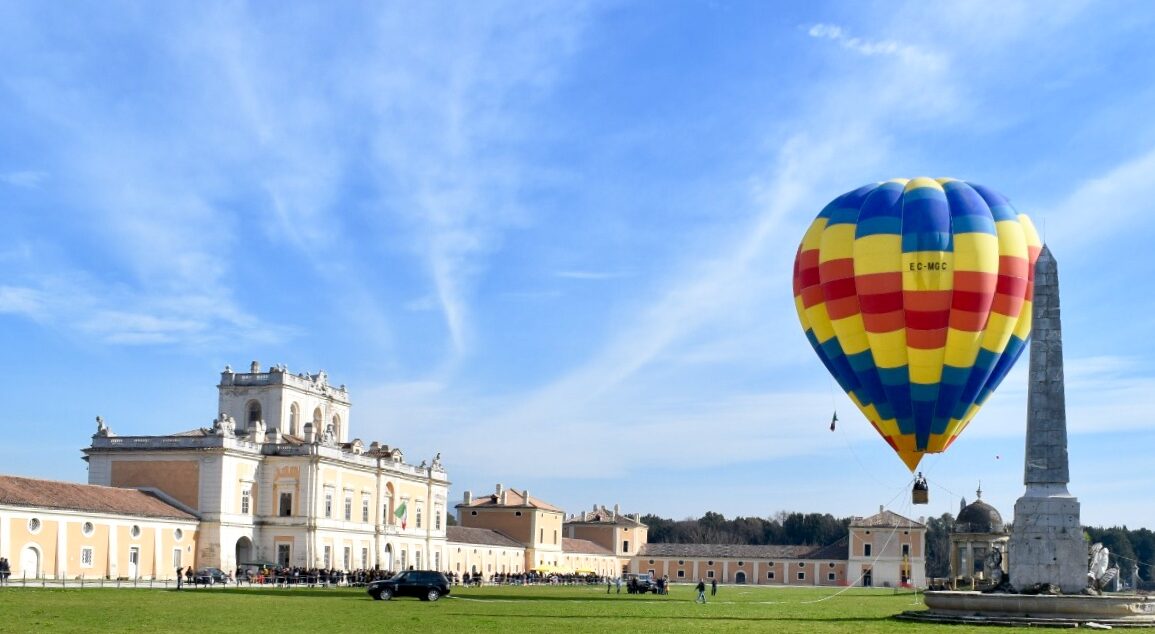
[806,22,945,71]
[1040,147,1155,251]
[0,170,47,187]
[554,270,628,280]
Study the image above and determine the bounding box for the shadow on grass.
[437,610,898,623]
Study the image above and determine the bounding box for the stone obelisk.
[1008,245,1086,593]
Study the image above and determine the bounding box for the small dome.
[956,498,1005,533]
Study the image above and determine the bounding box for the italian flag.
[395,501,407,529]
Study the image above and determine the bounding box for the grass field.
[0,583,1032,633]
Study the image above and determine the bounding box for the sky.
[3,0,1155,531]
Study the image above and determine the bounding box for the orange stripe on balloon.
[862,310,906,333]
[906,327,948,349]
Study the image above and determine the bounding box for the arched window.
[331,414,342,441]
[289,403,300,436]
[247,400,262,429]
[313,407,323,429]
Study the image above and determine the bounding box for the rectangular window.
[539,528,544,543]
[362,499,370,523]
[173,548,182,570]
[767,571,775,580]
[797,571,806,581]
[361,548,369,569]
[902,544,910,557]
[622,540,630,552]
[863,543,872,557]
[553,530,558,545]
[415,551,422,569]
[677,570,685,578]
[324,545,332,568]
[434,552,441,570]
[277,544,291,567]
[707,570,715,579]
[241,489,251,514]
[324,492,333,518]
[279,493,292,516]
[344,496,352,521]
[81,547,94,567]
[416,504,423,529]
[435,505,442,530]
[343,547,351,570]
[828,572,836,581]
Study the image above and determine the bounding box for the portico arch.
[235,536,254,572]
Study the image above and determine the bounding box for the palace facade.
[0,362,925,587]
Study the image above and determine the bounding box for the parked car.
[624,573,658,594]
[194,567,229,585]
[367,570,451,601]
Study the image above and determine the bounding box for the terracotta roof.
[457,488,563,513]
[637,541,847,561]
[849,509,924,529]
[563,537,613,556]
[0,475,197,520]
[447,526,524,549]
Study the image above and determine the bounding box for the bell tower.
[217,361,352,443]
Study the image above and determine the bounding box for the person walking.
[711,578,717,596]
[696,579,707,603]
[0,557,10,586]
[175,566,183,590]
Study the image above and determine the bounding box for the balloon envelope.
[792,178,1041,471]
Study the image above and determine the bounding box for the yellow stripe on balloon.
[831,314,871,355]
[951,233,999,272]
[800,218,828,252]
[901,251,953,291]
[908,348,945,384]
[904,176,943,193]
[794,295,811,330]
[994,220,1027,258]
[942,328,983,368]
[980,312,1016,353]
[1020,214,1041,249]
[804,302,837,344]
[866,330,908,369]
[1012,299,1033,340]
[818,224,856,262]
[852,234,903,276]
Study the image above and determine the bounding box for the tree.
[923,513,954,579]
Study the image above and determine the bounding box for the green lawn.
[0,583,1030,633]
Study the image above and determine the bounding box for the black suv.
[368,570,451,601]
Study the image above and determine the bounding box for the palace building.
[0,361,926,587]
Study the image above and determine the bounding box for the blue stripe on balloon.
[950,348,1000,420]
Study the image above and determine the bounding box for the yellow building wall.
[111,460,200,510]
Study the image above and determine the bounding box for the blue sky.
[4,1,1155,530]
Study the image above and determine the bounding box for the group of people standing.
[695,578,718,603]
[0,557,10,585]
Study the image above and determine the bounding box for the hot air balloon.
[793,178,1041,472]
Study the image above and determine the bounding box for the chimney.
[614,503,620,515]
[499,489,507,505]
[496,483,503,496]
[879,504,884,514]
[250,360,260,373]
[523,490,530,504]
[464,490,472,504]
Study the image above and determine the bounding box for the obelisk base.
[1008,489,1085,593]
